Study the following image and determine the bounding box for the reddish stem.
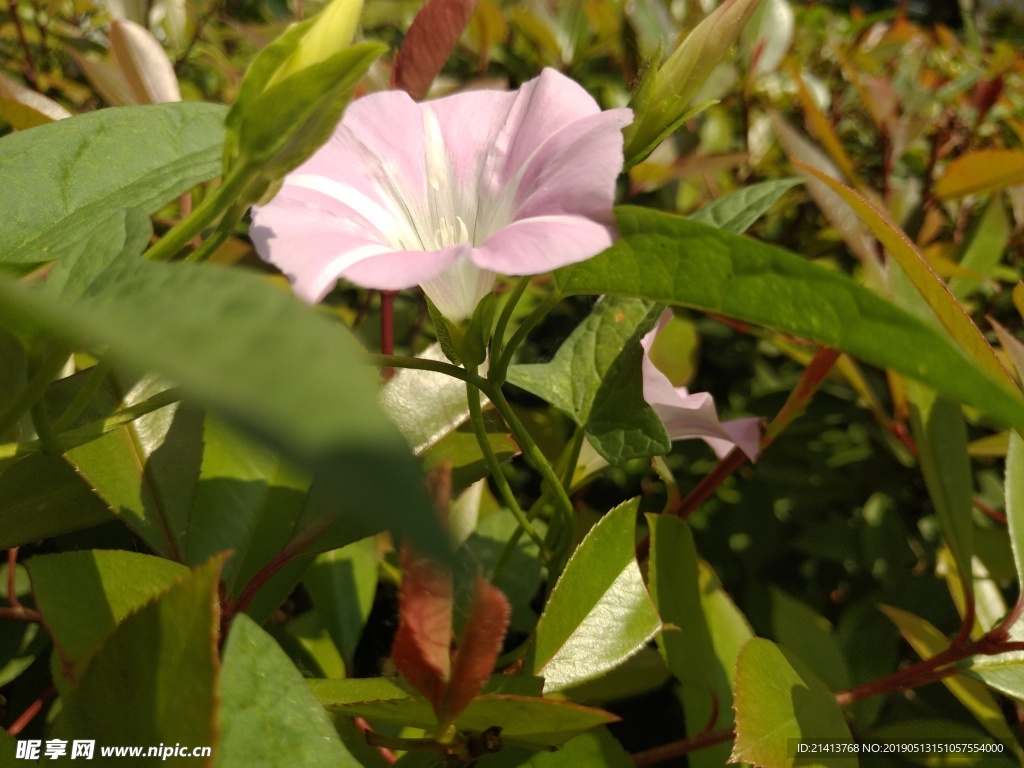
[973,498,1007,525]
[7,686,55,735]
[631,727,734,767]
[6,0,38,89]
[0,606,41,622]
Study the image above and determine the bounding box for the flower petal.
[470,215,616,275]
[341,245,466,292]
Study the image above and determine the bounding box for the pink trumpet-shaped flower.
[642,311,761,460]
[251,68,633,321]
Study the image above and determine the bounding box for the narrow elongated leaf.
[52,556,222,763]
[530,498,661,692]
[28,550,189,674]
[508,298,669,464]
[305,538,379,670]
[905,381,975,589]
[770,588,851,692]
[880,605,1015,744]
[797,163,1017,392]
[1007,431,1024,594]
[950,197,1010,298]
[219,613,362,767]
[110,19,182,104]
[0,102,226,264]
[0,454,114,548]
[0,260,445,559]
[935,150,1024,199]
[731,639,854,767]
[687,178,803,234]
[0,71,71,128]
[553,208,1024,433]
[394,0,480,101]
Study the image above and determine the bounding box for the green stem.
[29,397,59,454]
[487,387,575,574]
[52,360,111,432]
[143,166,252,263]
[490,291,561,385]
[465,374,549,559]
[0,346,68,440]
[182,201,246,264]
[492,276,531,357]
[367,353,488,389]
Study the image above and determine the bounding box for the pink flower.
[642,311,761,460]
[251,68,633,321]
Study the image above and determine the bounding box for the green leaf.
[28,549,189,673]
[475,727,632,767]
[865,720,1016,767]
[421,415,518,495]
[529,498,661,692]
[731,638,855,767]
[0,454,114,548]
[66,374,205,561]
[508,298,670,464]
[687,178,803,234]
[0,260,445,560]
[799,163,1017,393]
[554,208,1024,434]
[53,557,221,761]
[880,605,1015,744]
[218,613,362,767]
[1007,430,1024,594]
[770,588,851,692]
[950,196,1010,298]
[0,102,226,265]
[304,538,378,671]
[310,678,618,751]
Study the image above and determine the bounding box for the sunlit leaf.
[688,178,803,235]
[935,150,1024,200]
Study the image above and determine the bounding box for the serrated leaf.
[0,102,226,265]
[394,0,479,101]
[218,613,362,767]
[508,297,670,464]
[688,178,803,234]
[52,556,222,763]
[731,638,854,767]
[28,550,189,675]
[880,605,1015,744]
[530,498,661,692]
[553,207,1024,434]
[935,150,1024,199]
[0,259,446,561]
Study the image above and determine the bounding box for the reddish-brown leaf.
[391,547,453,713]
[440,577,511,726]
[393,0,480,100]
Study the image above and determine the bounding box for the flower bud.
[265,0,364,89]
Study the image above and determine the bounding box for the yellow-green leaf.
[935,150,1024,200]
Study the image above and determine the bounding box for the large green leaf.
[508,298,669,464]
[66,375,205,561]
[28,549,189,675]
[731,638,855,767]
[529,498,661,692]
[52,556,222,763]
[0,260,445,559]
[0,102,226,265]
[310,677,617,751]
[0,454,114,548]
[218,613,362,767]
[553,207,1024,433]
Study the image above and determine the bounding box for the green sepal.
[427,298,464,366]
[461,293,498,369]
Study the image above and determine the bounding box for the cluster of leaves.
[1,0,1024,766]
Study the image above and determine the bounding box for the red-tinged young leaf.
[797,161,1018,394]
[392,546,453,713]
[394,0,480,100]
[442,577,511,726]
[991,318,1024,385]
